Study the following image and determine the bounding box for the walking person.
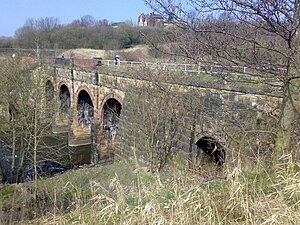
[115,55,120,66]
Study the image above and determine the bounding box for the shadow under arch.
[45,80,55,116]
[77,90,94,128]
[100,97,122,156]
[59,84,71,115]
[45,80,54,102]
[195,136,226,167]
[102,98,122,130]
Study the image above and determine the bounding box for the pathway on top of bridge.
[51,57,286,77]
[47,57,284,98]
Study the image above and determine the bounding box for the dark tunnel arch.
[102,98,122,143]
[195,136,226,167]
[77,90,94,128]
[103,98,122,128]
[59,84,71,115]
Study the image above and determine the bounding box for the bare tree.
[0,58,71,189]
[15,17,60,50]
[144,0,300,164]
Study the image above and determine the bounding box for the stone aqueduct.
[43,59,127,164]
[42,58,282,165]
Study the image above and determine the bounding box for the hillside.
[60,45,151,61]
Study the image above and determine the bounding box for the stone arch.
[100,94,123,112]
[45,80,55,116]
[195,136,226,167]
[77,89,94,128]
[45,80,54,103]
[75,85,95,108]
[102,98,122,128]
[58,83,71,115]
[101,95,122,149]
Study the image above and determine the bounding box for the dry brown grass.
[6,158,297,225]
[60,45,151,61]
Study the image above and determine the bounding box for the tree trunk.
[274,79,296,163]
[10,115,16,183]
[17,136,27,183]
[0,160,6,184]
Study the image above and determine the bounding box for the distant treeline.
[0,16,166,50]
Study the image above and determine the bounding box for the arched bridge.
[42,58,282,165]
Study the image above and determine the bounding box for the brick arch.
[45,79,54,86]
[75,86,95,129]
[45,80,55,100]
[99,93,123,120]
[74,85,96,110]
[44,79,55,117]
[57,81,71,98]
[195,136,226,167]
[97,93,123,159]
[100,93,123,110]
[45,76,54,85]
[57,81,72,114]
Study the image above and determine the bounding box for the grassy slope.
[1,158,300,224]
[60,45,151,60]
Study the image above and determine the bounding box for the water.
[0,133,92,183]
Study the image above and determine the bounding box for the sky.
[0,0,152,37]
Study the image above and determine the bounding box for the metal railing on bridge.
[0,48,287,77]
[43,56,284,97]
[46,57,286,78]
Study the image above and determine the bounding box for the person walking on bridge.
[115,55,120,66]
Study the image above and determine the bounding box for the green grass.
[0,185,21,213]
[97,65,273,96]
[0,185,16,200]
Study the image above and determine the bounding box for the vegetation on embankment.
[1,157,300,224]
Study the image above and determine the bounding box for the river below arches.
[0,133,91,183]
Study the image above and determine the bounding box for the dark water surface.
[0,133,91,183]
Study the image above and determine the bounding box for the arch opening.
[195,136,226,167]
[45,80,54,103]
[77,90,94,128]
[102,98,122,143]
[59,84,71,115]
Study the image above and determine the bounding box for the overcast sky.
[0,0,152,37]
